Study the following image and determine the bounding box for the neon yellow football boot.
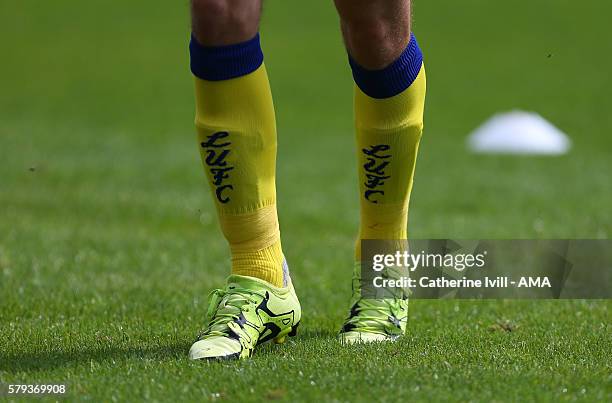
[339,263,409,344]
[189,270,300,360]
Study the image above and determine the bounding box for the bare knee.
[191,0,261,46]
[334,0,411,69]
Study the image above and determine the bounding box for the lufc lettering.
[363,144,391,203]
[201,131,234,204]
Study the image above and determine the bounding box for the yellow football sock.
[352,39,426,260]
[192,34,285,287]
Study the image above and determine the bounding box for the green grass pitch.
[1,0,610,401]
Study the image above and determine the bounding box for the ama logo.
[517,277,551,288]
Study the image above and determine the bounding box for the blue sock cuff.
[189,33,264,81]
[349,33,423,99]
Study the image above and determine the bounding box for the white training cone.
[467,111,571,155]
